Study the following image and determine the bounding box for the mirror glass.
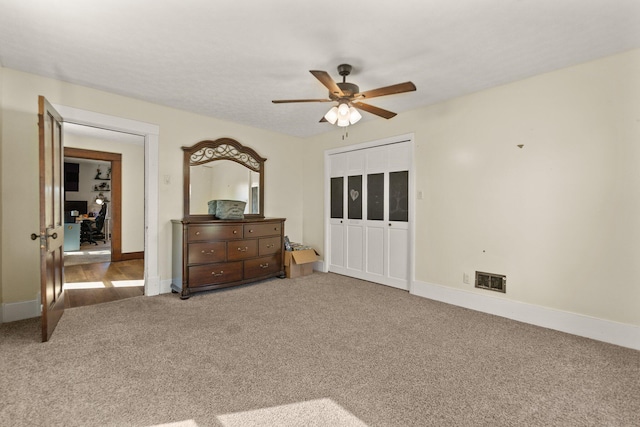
[183,138,265,219]
[189,162,260,215]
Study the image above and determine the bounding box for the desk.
[63,223,80,251]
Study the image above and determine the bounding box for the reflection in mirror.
[183,138,266,219]
[190,162,261,215]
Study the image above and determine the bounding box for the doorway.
[63,157,113,265]
[53,104,161,297]
[62,138,144,307]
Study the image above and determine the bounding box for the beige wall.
[0,65,3,306]
[0,67,4,308]
[64,134,145,253]
[302,49,640,327]
[0,67,304,304]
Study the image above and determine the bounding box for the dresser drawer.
[188,262,242,287]
[244,254,281,277]
[188,242,226,264]
[243,222,282,238]
[227,239,258,260]
[259,236,281,256]
[188,224,242,242]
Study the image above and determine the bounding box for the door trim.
[323,133,416,291]
[52,104,161,296]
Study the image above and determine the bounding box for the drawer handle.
[195,231,200,235]
[260,263,269,269]
[266,244,275,248]
[237,246,248,252]
[233,230,237,234]
[201,249,215,254]
[211,270,224,277]
[249,229,254,233]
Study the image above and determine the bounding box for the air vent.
[475,271,506,293]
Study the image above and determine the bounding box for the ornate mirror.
[183,138,266,219]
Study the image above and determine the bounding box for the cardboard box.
[284,249,319,278]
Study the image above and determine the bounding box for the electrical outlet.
[463,273,470,284]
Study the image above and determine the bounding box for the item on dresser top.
[209,199,246,220]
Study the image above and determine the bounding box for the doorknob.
[49,232,58,239]
[30,233,39,240]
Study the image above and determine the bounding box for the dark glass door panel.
[367,173,384,221]
[348,175,362,220]
[389,171,408,222]
[330,177,344,219]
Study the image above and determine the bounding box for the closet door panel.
[346,224,364,272]
[388,226,409,282]
[330,223,345,271]
[365,145,387,172]
[366,225,385,276]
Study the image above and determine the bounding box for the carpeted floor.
[1,273,638,426]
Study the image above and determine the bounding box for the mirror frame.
[183,138,266,219]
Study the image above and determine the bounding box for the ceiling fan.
[272,64,416,127]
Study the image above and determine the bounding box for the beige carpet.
[64,240,111,266]
[1,273,638,426]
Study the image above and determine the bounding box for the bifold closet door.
[328,141,411,290]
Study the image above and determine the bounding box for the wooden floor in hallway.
[64,259,144,308]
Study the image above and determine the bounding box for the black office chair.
[93,203,107,242]
[80,203,107,245]
[80,220,98,245]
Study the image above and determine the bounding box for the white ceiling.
[1,0,639,138]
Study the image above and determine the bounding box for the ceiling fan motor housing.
[335,82,359,98]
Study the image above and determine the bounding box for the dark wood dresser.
[171,218,285,299]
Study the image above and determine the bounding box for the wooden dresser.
[171,218,286,299]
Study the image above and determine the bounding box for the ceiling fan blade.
[352,102,397,119]
[271,99,333,104]
[310,70,344,97]
[355,81,416,100]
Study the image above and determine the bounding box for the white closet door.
[329,153,347,274]
[345,150,366,277]
[327,140,412,290]
[363,146,387,281]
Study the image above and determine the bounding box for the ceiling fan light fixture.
[337,102,350,117]
[324,106,339,124]
[348,106,362,124]
[337,118,350,127]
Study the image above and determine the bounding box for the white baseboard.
[2,297,40,323]
[313,259,325,272]
[411,280,640,351]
